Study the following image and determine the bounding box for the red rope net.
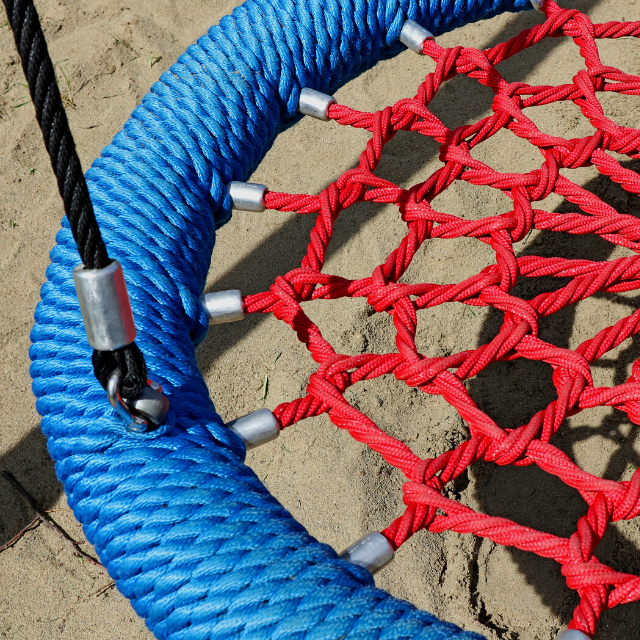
[243,1,640,634]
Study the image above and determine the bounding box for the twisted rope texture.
[2,0,148,398]
[29,0,533,638]
[1,0,108,269]
[245,2,640,636]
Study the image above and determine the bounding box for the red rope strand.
[247,2,640,634]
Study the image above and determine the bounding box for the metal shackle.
[199,290,244,324]
[228,181,268,212]
[399,20,434,54]
[73,260,136,351]
[226,408,280,449]
[557,631,590,640]
[107,370,170,433]
[298,88,336,121]
[127,380,170,427]
[339,532,395,574]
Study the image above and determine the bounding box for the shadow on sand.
[3,0,638,637]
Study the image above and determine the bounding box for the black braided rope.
[3,0,147,399]
[92,345,148,399]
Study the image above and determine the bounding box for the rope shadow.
[0,425,61,547]
[467,162,640,637]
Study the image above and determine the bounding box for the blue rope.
[31,0,530,637]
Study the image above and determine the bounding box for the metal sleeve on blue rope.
[227,408,280,448]
[30,0,531,638]
[200,290,245,324]
[557,631,590,640]
[299,88,336,120]
[73,260,136,351]
[340,532,395,574]
[400,20,435,54]
[228,181,268,212]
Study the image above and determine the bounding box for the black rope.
[92,344,148,399]
[2,0,147,399]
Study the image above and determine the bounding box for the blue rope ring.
[31,0,531,637]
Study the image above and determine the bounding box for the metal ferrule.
[226,408,280,449]
[199,290,244,324]
[557,631,590,640]
[530,0,545,11]
[339,532,395,574]
[399,20,434,54]
[298,88,336,121]
[73,260,136,351]
[228,181,268,212]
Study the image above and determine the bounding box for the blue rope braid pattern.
[31,0,530,637]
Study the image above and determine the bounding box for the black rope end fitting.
[3,0,151,403]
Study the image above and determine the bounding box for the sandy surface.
[1,0,640,638]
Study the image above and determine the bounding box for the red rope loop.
[248,2,640,633]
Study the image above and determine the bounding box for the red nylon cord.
[244,2,640,634]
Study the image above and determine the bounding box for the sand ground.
[1,0,640,638]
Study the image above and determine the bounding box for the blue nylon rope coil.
[30,0,531,637]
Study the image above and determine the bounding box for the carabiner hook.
[107,369,149,432]
[107,369,170,433]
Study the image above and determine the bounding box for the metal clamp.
[339,532,395,574]
[399,20,434,54]
[228,181,268,212]
[73,260,137,351]
[226,408,280,449]
[107,369,169,433]
[298,88,336,121]
[557,631,590,640]
[200,290,245,324]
